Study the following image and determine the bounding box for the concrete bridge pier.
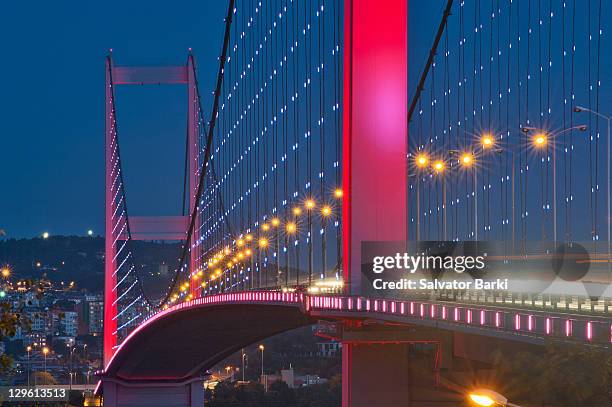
[101,376,205,407]
[331,323,453,407]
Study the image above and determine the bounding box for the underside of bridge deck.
[103,303,314,381]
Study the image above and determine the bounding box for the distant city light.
[42,232,49,239]
[87,230,94,236]
[1,266,10,279]
[0,291,5,298]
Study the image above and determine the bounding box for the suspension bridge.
[98,0,611,406]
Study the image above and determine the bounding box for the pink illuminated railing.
[306,295,612,345]
[110,290,611,374]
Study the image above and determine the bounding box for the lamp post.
[42,346,49,375]
[521,125,587,244]
[574,106,611,275]
[26,345,32,387]
[69,345,76,390]
[450,138,501,241]
[258,344,265,376]
[241,348,247,382]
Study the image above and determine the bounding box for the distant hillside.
[0,236,105,291]
[0,236,182,293]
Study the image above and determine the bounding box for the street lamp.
[68,345,76,390]
[468,388,521,407]
[413,152,430,241]
[480,133,497,150]
[415,152,430,169]
[241,348,247,382]
[575,105,611,275]
[460,152,475,167]
[42,346,49,374]
[258,344,265,376]
[521,125,587,243]
[26,345,32,387]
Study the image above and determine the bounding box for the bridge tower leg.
[104,55,118,368]
[342,0,407,405]
[187,53,201,297]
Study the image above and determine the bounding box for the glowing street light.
[481,134,494,149]
[271,218,280,227]
[1,266,10,279]
[258,344,265,376]
[26,345,32,386]
[432,159,445,173]
[415,153,430,169]
[87,230,94,236]
[305,199,316,210]
[532,133,547,147]
[321,205,332,217]
[334,188,343,199]
[521,125,587,243]
[460,152,474,167]
[292,207,302,216]
[286,222,297,234]
[42,346,50,374]
[261,223,270,232]
[468,388,519,406]
[258,238,268,249]
[42,232,49,239]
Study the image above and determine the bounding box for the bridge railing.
[307,294,612,346]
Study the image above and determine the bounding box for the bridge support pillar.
[331,324,452,407]
[101,377,205,407]
[342,0,408,294]
[342,342,411,407]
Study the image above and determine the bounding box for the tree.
[0,278,44,374]
[0,302,30,373]
[33,371,57,385]
[492,342,612,406]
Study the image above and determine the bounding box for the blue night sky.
[0,1,227,238]
[0,1,609,239]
